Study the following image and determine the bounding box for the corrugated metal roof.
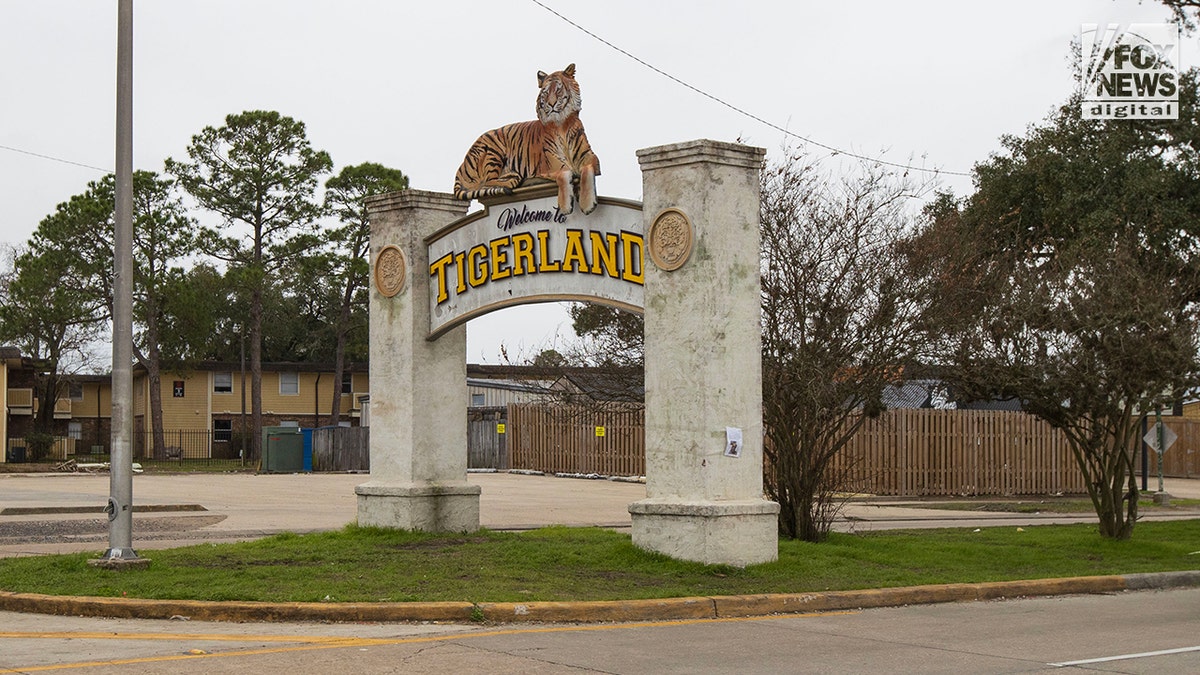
[466,378,553,394]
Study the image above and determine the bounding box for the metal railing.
[5,430,250,470]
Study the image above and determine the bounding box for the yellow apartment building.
[2,349,111,462]
[4,358,591,463]
[1,347,21,460]
[132,362,368,458]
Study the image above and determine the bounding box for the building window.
[214,419,232,442]
[280,372,299,396]
[214,372,233,393]
[68,421,83,440]
[69,383,84,401]
[280,420,300,428]
[471,393,486,407]
[341,371,353,394]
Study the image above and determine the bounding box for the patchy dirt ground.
[0,463,59,474]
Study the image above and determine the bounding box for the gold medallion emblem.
[374,245,407,298]
[647,208,693,271]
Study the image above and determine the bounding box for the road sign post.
[1142,410,1177,500]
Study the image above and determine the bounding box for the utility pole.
[93,0,146,568]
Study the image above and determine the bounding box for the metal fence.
[5,436,75,463]
[133,429,244,461]
[3,430,246,469]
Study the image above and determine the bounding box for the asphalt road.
[1,473,1199,672]
[2,588,1198,673]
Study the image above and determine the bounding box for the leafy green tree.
[567,304,643,368]
[0,239,106,452]
[530,348,567,368]
[761,149,935,541]
[319,162,407,425]
[913,73,1200,539]
[128,173,202,457]
[167,110,332,459]
[12,172,202,458]
[155,263,232,364]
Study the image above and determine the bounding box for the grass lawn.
[1,521,1198,604]
[900,496,1200,514]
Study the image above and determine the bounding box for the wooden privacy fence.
[312,426,369,472]
[830,409,1086,497]
[305,408,1197,486]
[502,405,1200,493]
[1142,417,1199,479]
[507,403,645,476]
[469,407,508,470]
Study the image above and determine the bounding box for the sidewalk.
[840,475,1200,531]
[1,471,1198,557]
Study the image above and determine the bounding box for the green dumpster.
[262,426,304,473]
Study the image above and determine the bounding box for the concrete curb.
[0,504,207,516]
[2,571,1197,624]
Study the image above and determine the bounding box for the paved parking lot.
[1,471,1197,557]
[0,472,644,556]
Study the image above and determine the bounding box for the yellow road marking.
[0,611,858,673]
[0,632,366,643]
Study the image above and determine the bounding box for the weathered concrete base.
[629,499,780,567]
[1153,491,1172,506]
[87,549,151,570]
[356,482,481,532]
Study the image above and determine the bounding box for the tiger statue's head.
[536,64,582,125]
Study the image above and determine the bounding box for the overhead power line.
[0,143,110,173]
[529,0,970,178]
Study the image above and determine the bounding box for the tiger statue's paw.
[557,191,575,215]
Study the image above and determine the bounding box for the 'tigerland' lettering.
[429,228,644,305]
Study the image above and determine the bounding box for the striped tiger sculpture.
[453,63,601,215]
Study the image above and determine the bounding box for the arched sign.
[425,188,644,338]
[359,135,777,567]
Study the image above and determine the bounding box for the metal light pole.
[94,0,144,567]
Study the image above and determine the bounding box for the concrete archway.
[357,140,778,566]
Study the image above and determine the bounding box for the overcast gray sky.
[1,0,1190,363]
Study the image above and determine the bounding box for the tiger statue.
[453,63,600,215]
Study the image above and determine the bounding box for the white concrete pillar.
[630,140,779,566]
[356,189,481,532]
